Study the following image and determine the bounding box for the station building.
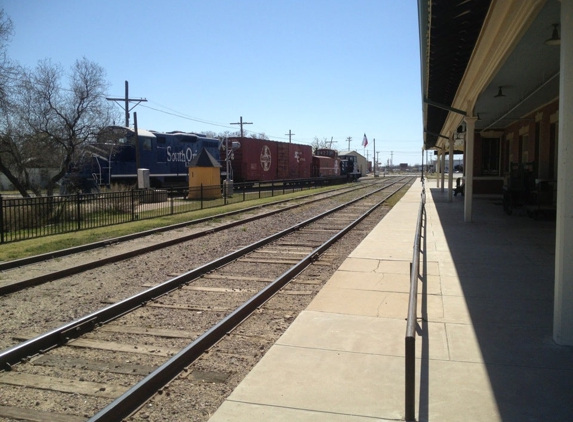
[419,0,572,345]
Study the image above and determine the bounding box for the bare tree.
[0,10,117,196]
[10,57,117,196]
[311,136,336,152]
[0,10,32,194]
[249,132,269,140]
[0,9,14,110]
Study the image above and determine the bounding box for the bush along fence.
[0,177,352,244]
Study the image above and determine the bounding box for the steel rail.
[0,181,384,295]
[88,179,410,422]
[0,183,369,272]
[405,179,426,422]
[0,180,409,370]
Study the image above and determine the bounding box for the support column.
[554,0,573,346]
[464,116,477,222]
[441,149,446,192]
[436,151,441,188]
[448,136,455,202]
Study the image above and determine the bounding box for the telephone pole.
[106,81,147,128]
[285,130,295,143]
[230,116,253,137]
[373,138,376,175]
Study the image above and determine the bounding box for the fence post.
[131,189,135,221]
[75,193,81,231]
[200,184,203,210]
[224,182,228,206]
[170,187,174,215]
[0,195,3,244]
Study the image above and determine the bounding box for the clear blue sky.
[3,0,424,165]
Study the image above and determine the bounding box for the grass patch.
[0,185,345,262]
[384,182,416,207]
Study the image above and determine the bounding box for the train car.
[223,137,312,183]
[312,148,341,177]
[62,126,221,192]
[339,154,362,179]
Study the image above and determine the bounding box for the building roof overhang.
[419,0,561,151]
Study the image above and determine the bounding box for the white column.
[448,136,454,202]
[436,151,441,188]
[554,0,573,346]
[464,116,477,222]
[441,149,446,192]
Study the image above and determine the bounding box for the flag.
[362,134,368,147]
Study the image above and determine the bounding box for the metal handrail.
[405,179,426,421]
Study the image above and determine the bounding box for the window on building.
[482,138,500,175]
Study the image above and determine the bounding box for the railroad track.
[0,177,414,422]
[0,180,388,296]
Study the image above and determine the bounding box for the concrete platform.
[209,178,573,422]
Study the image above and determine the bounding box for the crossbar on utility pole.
[285,130,295,143]
[106,81,147,128]
[230,116,253,138]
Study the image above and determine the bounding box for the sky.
[2,0,424,166]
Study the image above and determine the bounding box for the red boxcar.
[225,137,312,183]
[312,148,341,177]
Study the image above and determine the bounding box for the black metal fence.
[0,177,352,244]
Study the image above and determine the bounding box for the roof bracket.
[424,97,467,117]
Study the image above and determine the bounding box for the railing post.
[200,184,203,210]
[405,182,425,422]
[170,187,174,215]
[405,336,416,421]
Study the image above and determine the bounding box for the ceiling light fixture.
[545,23,561,46]
[494,86,506,98]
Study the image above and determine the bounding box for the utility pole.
[230,116,253,138]
[346,136,352,151]
[373,138,376,175]
[285,130,295,143]
[106,81,147,128]
[134,112,140,170]
[391,151,394,167]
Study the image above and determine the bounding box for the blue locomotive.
[62,126,221,192]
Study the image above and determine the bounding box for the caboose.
[312,148,341,177]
